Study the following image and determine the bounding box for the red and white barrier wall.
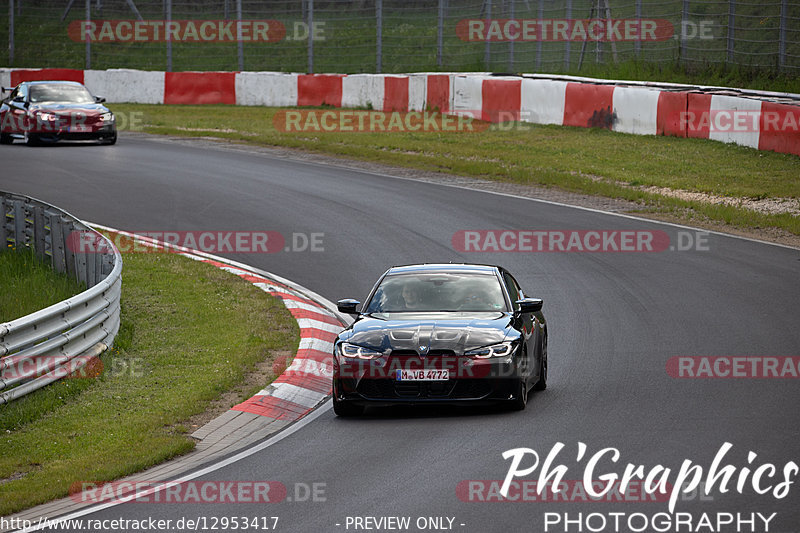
[2,67,798,157]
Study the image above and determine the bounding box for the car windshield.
[364,272,508,313]
[29,84,94,104]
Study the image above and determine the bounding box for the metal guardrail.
[0,191,122,405]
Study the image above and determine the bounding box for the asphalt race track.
[2,135,800,533]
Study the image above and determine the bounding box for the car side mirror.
[95,95,106,103]
[337,299,361,315]
[515,298,543,314]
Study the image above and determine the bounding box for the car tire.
[533,335,547,391]
[510,378,528,411]
[24,133,40,146]
[332,396,364,417]
[0,133,12,145]
[101,132,117,145]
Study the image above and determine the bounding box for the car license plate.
[69,125,91,133]
[395,369,449,381]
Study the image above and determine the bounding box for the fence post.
[536,0,543,69]
[483,0,492,72]
[376,0,383,73]
[680,0,688,64]
[8,0,13,66]
[307,0,314,73]
[437,0,444,68]
[635,0,642,58]
[508,0,514,71]
[166,0,172,71]
[85,0,91,69]
[564,0,571,69]
[237,0,243,71]
[727,0,735,63]
[779,0,787,71]
[596,0,602,64]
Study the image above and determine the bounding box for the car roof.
[386,263,500,275]
[21,81,85,86]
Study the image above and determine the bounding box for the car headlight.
[101,112,114,122]
[339,342,382,360]
[37,112,57,122]
[465,341,515,359]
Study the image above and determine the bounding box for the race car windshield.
[29,84,95,104]
[364,272,508,313]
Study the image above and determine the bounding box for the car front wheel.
[509,377,528,411]
[0,133,12,145]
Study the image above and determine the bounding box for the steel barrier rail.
[0,191,122,405]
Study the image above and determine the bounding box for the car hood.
[338,312,516,355]
[29,102,109,115]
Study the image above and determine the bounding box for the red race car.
[1,80,117,146]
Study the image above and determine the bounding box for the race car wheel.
[0,133,12,145]
[25,133,40,146]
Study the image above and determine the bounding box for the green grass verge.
[114,104,800,236]
[0,248,299,516]
[0,247,85,323]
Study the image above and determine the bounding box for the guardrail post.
[33,206,46,261]
[48,211,66,274]
[0,199,7,248]
[13,200,26,247]
[63,219,79,282]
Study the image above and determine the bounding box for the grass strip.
[0,247,85,323]
[114,104,800,235]
[0,247,299,516]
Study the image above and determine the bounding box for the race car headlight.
[101,112,114,122]
[465,342,515,359]
[339,342,382,360]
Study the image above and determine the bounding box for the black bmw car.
[0,81,117,145]
[333,264,547,416]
